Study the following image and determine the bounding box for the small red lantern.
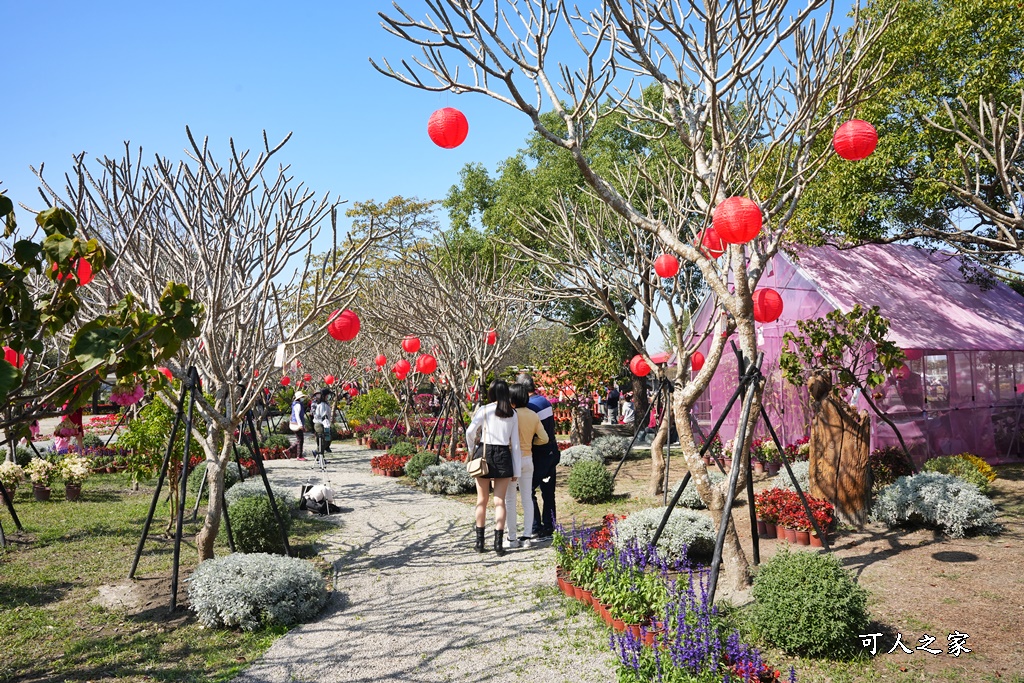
[348,387,358,398]
[833,119,878,161]
[902,348,923,361]
[280,376,291,386]
[629,354,651,378]
[157,367,173,381]
[350,357,358,367]
[427,107,469,149]
[375,354,387,367]
[303,373,312,382]
[76,259,94,285]
[713,197,763,244]
[324,374,336,385]
[3,346,25,369]
[327,309,360,342]
[486,329,497,346]
[752,288,784,323]
[402,336,421,354]
[416,354,438,374]
[697,227,726,258]
[654,253,679,279]
[393,359,411,378]
[691,351,705,372]
[253,368,260,378]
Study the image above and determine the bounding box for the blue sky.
[2,1,536,230]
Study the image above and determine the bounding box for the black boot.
[494,529,506,557]
[474,527,486,553]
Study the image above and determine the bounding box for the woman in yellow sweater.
[504,382,549,549]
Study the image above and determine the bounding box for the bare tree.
[36,129,387,560]
[373,0,893,592]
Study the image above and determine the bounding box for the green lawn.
[0,472,334,682]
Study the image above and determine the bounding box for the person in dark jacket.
[516,373,558,539]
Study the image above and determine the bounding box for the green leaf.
[13,240,43,269]
[36,207,77,238]
[0,194,13,218]
[70,323,130,371]
[0,360,21,404]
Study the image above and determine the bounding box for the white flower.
[0,461,25,489]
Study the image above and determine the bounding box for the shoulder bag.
[466,417,489,478]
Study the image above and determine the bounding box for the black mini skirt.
[483,444,514,479]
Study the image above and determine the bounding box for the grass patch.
[0,472,334,682]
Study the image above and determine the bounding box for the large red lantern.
[393,359,411,378]
[752,288,784,323]
[375,354,387,367]
[902,348,923,361]
[324,374,336,385]
[654,253,679,279]
[402,336,421,354]
[427,107,469,149]
[486,329,497,346]
[303,373,312,382]
[833,119,878,161]
[157,367,173,381]
[348,387,358,398]
[691,351,705,372]
[629,354,651,378]
[697,227,726,258]
[416,354,438,374]
[327,309,360,342]
[713,197,763,244]
[280,376,291,386]
[3,346,25,369]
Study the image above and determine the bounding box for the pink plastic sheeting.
[688,245,1024,464]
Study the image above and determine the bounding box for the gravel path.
[234,442,616,683]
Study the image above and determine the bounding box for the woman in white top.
[465,379,522,556]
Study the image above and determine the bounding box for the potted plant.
[757,438,782,475]
[0,461,25,497]
[753,488,784,539]
[567,546,599,605]
[60,455,91,501]
[24,458,57,501]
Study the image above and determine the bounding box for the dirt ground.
[550,450,1024,682]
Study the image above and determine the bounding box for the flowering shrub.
[86,413,122,429]
[752,437,780,463]
[559,445,603,467]
[556,440,572,451]
[752,548,868,658]
[954,453,997,482]
[24,458,57,487]
[59,455,92,485]
[417,461,474,494]
[868,446,915,488]
[756,487,834,532]
[187,553,327,631]
[614,507,715,562]
[871,472,1000,538]
[369,454,411,473]
[0,461,25,490]
[922,454,992,494]
[110,383,145,406]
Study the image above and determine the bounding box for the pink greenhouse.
[688,244,1024,466]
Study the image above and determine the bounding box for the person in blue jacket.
[516,373,558,539]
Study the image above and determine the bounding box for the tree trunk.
[648,416,668,496]
[195,437,231,561]
[808,375,871,528]
[570,405,593,445]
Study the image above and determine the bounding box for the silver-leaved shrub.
[591,436,631,462]
[672,470,726,510]
[187,553,328,631]
[559,445,603,467]
[417,461,474,495]
[773,460,811,492]
[614,507,715,562]
[224,479,295,509]
[871,472,1001,538]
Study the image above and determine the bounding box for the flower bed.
[370,454,411,477]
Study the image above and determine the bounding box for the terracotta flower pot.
[573,585,585,601]
[766,462,781,476]
[642,626,662,647]
[33,485,51,502]
[810,532,825,548]
[625,623,642,639]
[756,520,768,537]
[783,526,797,543]
[611,618,626,633]
[764,522,777,539]
[796,530,811,545]
[64,483,82,502]
[752,460,765,474]
[580,589,593,606]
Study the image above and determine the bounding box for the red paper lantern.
[697,227,726,258]
[416,354,438,374]
[303,373,312,382]
[713,197,763,244]
[427,107,469,149]
[253,368,260,378]
[76,259,93,285]
[752,288,784,323]
[833,119,878,161]
[280,376,291,386]
[324,374,336,385]
[402,336,421,354]
[375,354,387,367]
[393,359,411,378]
[327,309,360,342]
[3,346,25,369]
[486,329,497,345]
[654,253,679,279]
[348,387,358,397]
[691,351,705,372]
[157,367,173,380]
[629,354,651,377]
[902,348,923,361]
